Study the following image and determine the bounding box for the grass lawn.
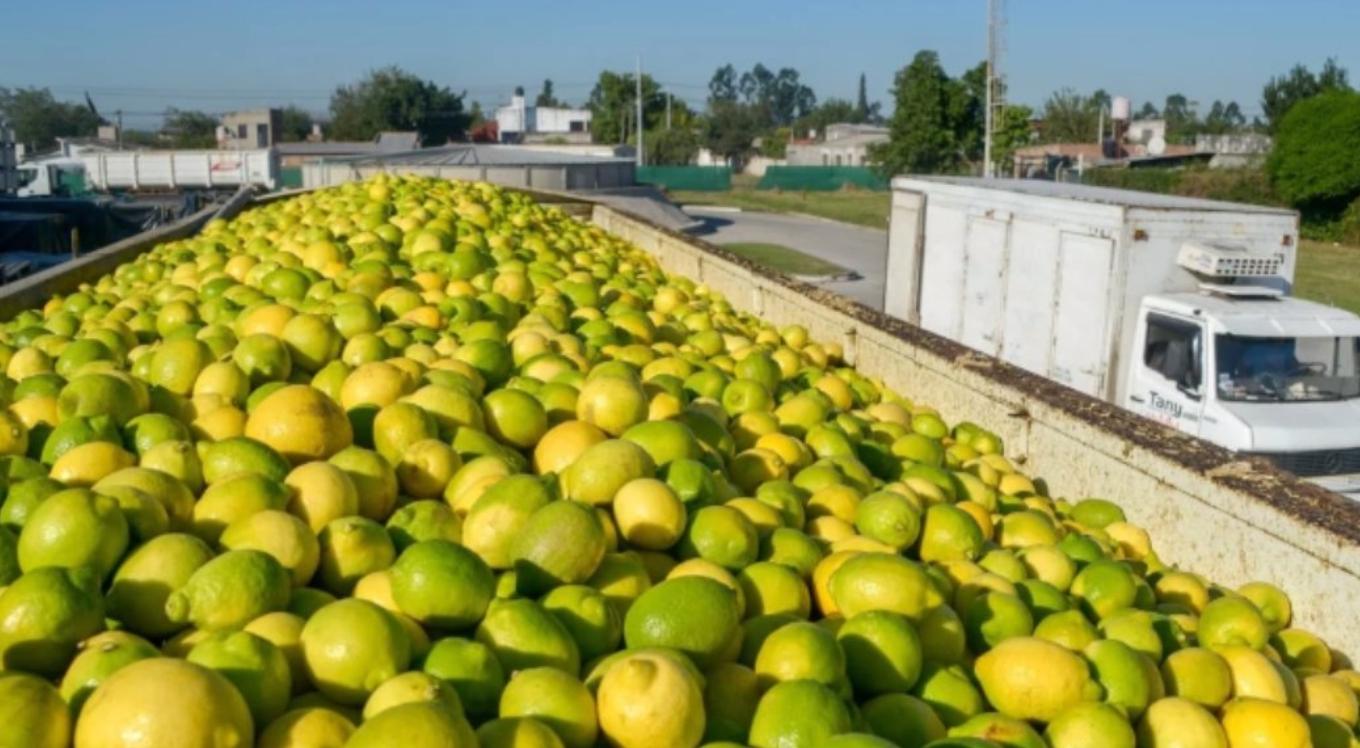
[1295,240,1360,315]
[671,177,891,230]
[719,242,851,277]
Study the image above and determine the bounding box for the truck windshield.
[1215,335,1360,402]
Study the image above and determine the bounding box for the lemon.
[837,609,924,697]
[187,629,293,725]
[1044,701,1136,748]
[284,461,360,532]
[301,598,411,705]
[0,671,71,748]
[680,504,759,570]
[511,500,607,594]
[499,667,598,748]
[828,552,945,623]
[49,440,136,486]
[854,490,922,551]
[476,597,581,674]
[258,707,356,748]
[754,620,847,689]
[106,532,214,638]
[362,670,463,720]
[386,499,463,550]
[245,385,353,464]
[1302,674,1359,725]
[59,631,159,714]
[748,679,853,748]
[1198,595,1270,650]
[738,561,811,619]
[1220,697,1310,748]
[192,472,290,543]
[17,488,129,580]
[948,713,1046,748]
[860,693,947,746]
[345,700,477,748]
[328,446,398,521]
[220,509,321,587]
[462,474,555,568]
[612,478,687,550]
[0,566,104,676]
[396,438,462,499]
[1161,647,1233,708]
[73,658,253,748]
[701,661,761,742]
[244,611,308,696]
[317,515,395,595]
[164,548,291,631]
[586,551,653,613]
[423,636,507,722]
[974,637,1098,722]
[1135,697,1227,748]
[575,376,647,437]
[624,576,742,668]
[390,539,495,629]
[541,584,622,661]
[533,420,608,475]
[597,649,705,748]
[477,717,566,748]
[559,439,655,506]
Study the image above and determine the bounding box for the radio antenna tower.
[984,0,1007,178]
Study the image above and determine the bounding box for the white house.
[785,123,889,167]
[495,90,592,144]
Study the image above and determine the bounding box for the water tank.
[1112,96,1131,121]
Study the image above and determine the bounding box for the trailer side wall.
[593,203,1360,657]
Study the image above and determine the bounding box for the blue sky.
[4,0,1358,129]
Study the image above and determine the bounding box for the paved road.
[683,206,889,309]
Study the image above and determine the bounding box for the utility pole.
[635,56,645,167]
[666,92,672,131]
[984,0,1006,178]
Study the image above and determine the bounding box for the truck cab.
[1126,246,1360,498]
[16,160,86,197]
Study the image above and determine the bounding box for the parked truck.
[885,176,1360,498]
[16,148,277,197]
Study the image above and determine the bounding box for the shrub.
[1267,90,1360,209]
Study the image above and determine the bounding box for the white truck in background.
[17,148,277,197]
[886,177,1360,498]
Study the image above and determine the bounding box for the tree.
[0,87,100,151]
[993,104,1035,175]
[536,79,564,108]
[1262,58,1352,132]
[647,127,699,165]
[855,73,870,122]
[1163,94,1200,143]
[586,71,665,144]
[161,108,218,148]
[328,66,469,144]
[703,100,767,165]
[1040,88,1101,143]
[734,64,816,126]
[795,99,857,138]
[871,51,961,175]
[1136,102,1160,119]
[1202,100,1247,136]
[951,62,987,162]
[709,65,738,104]
[1267,90,1360,212]
[278,105,314,142]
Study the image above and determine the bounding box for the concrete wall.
[592,204,1360,660]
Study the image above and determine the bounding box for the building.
[1012,141,1206,180]
[494,89,591,144]
[1125,119,1167,149]
[274,132,420,167]
[785,123,888,167]
[1195,133,1273,169]
[218,109,284,149]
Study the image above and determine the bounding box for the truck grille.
[1255,448,1360,478]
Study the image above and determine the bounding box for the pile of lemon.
[0,175,1349,748]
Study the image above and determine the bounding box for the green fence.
[636,166,731,192]
[278,167,304,189]
[757,166,889,192]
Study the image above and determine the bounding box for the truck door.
[1126,311,1206,436]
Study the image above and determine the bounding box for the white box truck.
[885,176,1360,498]
[16,149,277,197]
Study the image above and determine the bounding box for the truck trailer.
[884,176,1360,497]
[16,148,277,197]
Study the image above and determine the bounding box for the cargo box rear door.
[1049,232,1117,396]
